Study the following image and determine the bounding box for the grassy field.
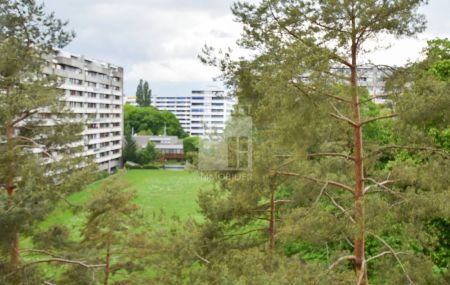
[40,169,211,236]
[24,170,210,281]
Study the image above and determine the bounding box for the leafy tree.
[124,105,186,138]
[136,142,160,165]
[0,0,95,281]
[183,136,200,163]
[197,0,449,284]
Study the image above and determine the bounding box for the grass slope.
[39,169,210,241]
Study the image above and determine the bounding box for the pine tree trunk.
[269,189,276,251]
[104,237,112,285]
[350,25,368,285]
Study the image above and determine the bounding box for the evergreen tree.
[0,0,95,281]
[81,171,151,285]
[198,0,449,284]
[123,131,137,163]
[135,79,144,106]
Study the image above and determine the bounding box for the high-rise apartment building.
[333,65,391,103]
[152,89,236,137]
[43,50,124,173]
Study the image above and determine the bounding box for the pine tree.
[81,171,151,285]
[0,0,95,281]
[198,0,449,284]
[123,131,137,163]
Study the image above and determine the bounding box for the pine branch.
[325,191,356,224]
[275,171,355,194]
[369,232,415,285]
[267,3,352,68]
[328,255,356,270]
[11,110,38,126]
[329,112,358,126]
[193,252,210,264]
[20,258,106,268]
[364,177,397,195]
[360,113,397,125]
[308,152,355,161]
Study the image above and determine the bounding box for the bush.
[94,171,109,181]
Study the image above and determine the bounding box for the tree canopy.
[124,104,186,138]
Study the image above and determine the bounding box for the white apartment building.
[152,89,236,137]
[43,50,124,173]
[125,95,138,106]
[333,65,391,103]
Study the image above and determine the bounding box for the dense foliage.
[124,104,186,138]
[0,0,95,282]
[135,79,152,107]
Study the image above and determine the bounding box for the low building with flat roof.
[134,135,184,161]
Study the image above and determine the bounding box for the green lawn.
[26,170,210,281]
[41,169,211,236]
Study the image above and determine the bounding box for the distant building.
[126,95,138,106]
[43,49,124,173]
[333,65,392,103]
[152,89,237,137]
[134,135,184,161]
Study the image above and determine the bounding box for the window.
[70,90,83,96]
[88,144,97,150]
[69,78,83,85]
[86,81,97,87]
[88,92,97,98]
[192,96,204,100]
[191,109,203,112]
[87,103,96,109]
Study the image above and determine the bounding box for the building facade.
[333,65,391,103]
[152,89,236,137]
[43,50,124,173]
[134,135,184,161]
[125,95,138,106]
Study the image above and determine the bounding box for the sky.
[41,0,450,97]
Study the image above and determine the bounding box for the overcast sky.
[42,0,450,97]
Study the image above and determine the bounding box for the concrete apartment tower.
[43,50,124,173]
[152,89,236,137]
